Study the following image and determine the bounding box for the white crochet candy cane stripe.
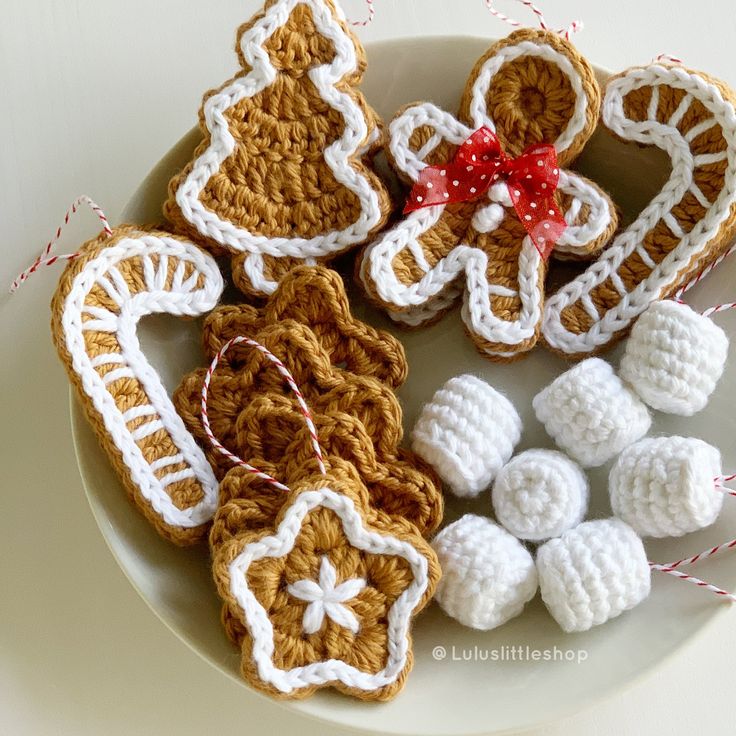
[10,195,112,293]
[483,0,583,40]
[200,335,326,491]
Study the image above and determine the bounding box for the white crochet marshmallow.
[412,375,522,497]
[432,515,538,630]
[619,300,729,416]
[609,436,723,538]
[492,449,589,541]
[537,518,651,633]
[533,358,651,468]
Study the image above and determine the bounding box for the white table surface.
[2,1,735,733]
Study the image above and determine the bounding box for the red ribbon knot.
[404,127,567,260]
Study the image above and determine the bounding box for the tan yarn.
[174,267,443,536]
[360,28,618,360]
[51,227,220,545]
[164,0,392,297]
[212,471,440,701]
[550,65,736,352]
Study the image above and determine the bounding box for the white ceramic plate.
[71,36,736,735]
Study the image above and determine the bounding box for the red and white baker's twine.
[649,562,736,602]
[483,0,582,40]
[200,335,326,491]
[672,243,736,317]
[10,195,112,294]
[350,0,374,26]
[654,53,684,65]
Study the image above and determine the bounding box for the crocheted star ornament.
[174,267,444,536]
[543,62,736,357]
[164,0,391,298]
[212,472,440,700]
[359,28,618,361]
[51,226,223,546]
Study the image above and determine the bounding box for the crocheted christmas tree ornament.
[51,227,223,545]
[543,61,736,357]
[609,436,723,538]
[358,27,617,361]
[165,0,391,298]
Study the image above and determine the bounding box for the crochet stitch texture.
[359,27,617,361]
[165,0,391,297]
[51,226,224,545]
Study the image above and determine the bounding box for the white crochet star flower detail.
[288,555,366,634]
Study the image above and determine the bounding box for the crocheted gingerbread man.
[359,28,618,361]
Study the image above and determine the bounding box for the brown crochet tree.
[165,0,391,297]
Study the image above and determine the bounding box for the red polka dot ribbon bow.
[404,127,567,259]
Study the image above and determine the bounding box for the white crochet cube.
[619,300,729,416]
[412,375,522,497]
[432,515,538,630]
[533,358,651,468]
[536,518,651,633]
[492,449,589,541]
[609,436,723,538]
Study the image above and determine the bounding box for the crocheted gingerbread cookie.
[359,28,617,360]
[51,227,223,545]
[164,0,391,298]
[543,61,736,357]
[213,471,439,700]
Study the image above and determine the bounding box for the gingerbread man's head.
[360,28,618,360]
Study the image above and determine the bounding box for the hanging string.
[654,53,684,65]
[482,0,583,40]
[649,562,736,602]
[9,195,112,294]
[200,335,327,491]
[673,244,736,303]
[350,0,375,27]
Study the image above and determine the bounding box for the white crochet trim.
[492,449,589,541]
[543,64,736,354]
[533,358,651,468]
[175,0,383,294]
[537,518,651,633]
[411,375,522,497]
[228,487,430,694]
[609,436,723,538]
[619,299,729,416]
[432,515,537,631]
[361,60,611,353]
[467,40,589,155]
[61,235,223,528]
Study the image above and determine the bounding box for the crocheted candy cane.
[358,28,617,361]
[411,374,522,497]
[431,514,538,630]
[609,436,728,538]
[492,449,588,541]
[533,358,651,467]
[543,62,736,357]
[51,225,224,545]
[537,518,736,632]
[202,336,436,700]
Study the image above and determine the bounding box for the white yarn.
[432,515,538,630]
[609,436,723,538]
[492,449,589,541]
[619,300,729,416]
[536,518,651,632]
[543,63,736,356]
[412,375,522,497]
[228,487,430,694]
[533,358,651,468]
[359,36,614,355]
[61,235,223,528]
[175,0,383,295]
